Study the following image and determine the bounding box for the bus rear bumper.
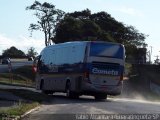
[82,83,122,96]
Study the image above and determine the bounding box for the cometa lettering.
[92,68,118,76]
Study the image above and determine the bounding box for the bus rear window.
[89,42,124,59]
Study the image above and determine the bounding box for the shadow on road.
[0,84,112,107]
[43,93,112,105]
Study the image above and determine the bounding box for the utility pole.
[150,46,153,55]
[148,46,153,64]
[149,46,153,64]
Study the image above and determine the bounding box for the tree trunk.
[45,33,48,46]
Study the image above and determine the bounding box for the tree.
[54,17,83,43]
[90,12,148,47]
[54,9,148,63]
[81,20,101,39]
[67,9,91,20]
[64,10,147,47]
[26,1,65,46]
[2,46,26,58]
[54,17,105,43]
[27,47,38,58]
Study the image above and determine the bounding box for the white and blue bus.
[34,41,125,100]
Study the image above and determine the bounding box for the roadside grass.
[11,58,28,62]
[0,89,52,103]
[0,65,35,87]
[0,73,34,87]
[0,65,51,119]
[0,89,52,119]
[0,102,39,118]
[13,65,35,81]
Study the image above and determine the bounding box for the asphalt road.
[0,61,33,73]
[0,84,160,120]
[22,93,160,120]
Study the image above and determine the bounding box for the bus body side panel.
[35,74,41,90]
[36,42,87,92]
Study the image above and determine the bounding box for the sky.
[0,0,160,62]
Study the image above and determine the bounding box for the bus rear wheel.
[41,80,53,95]
[94,94,107,100]
[42,90,53,95]
[66,82,79,99]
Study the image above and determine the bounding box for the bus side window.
[76,45,85,63]
[63,47,69,64]
[51,50,55,64]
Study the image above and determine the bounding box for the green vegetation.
[0,73,33,87]
[0,102,39,117]
[130,64,160,85]
[0,89,51,119]
[26,1,65,46]
[55,10,147,46]
[2,46,26,58]
[0,89,51,103]
[123,64,160,101]
[13,65,35,81]
[0,65,35,87]
[1,46,38,59]
[0,65,51,119]
[55,10,147,63]
[26,47,38,58]
[27,1,147,63]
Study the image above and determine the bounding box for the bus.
[34,41,125,100]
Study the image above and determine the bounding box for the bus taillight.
[120,74,123,81]
[84,71,89,78]
[32,65,37,73]
[116,75,123,86]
